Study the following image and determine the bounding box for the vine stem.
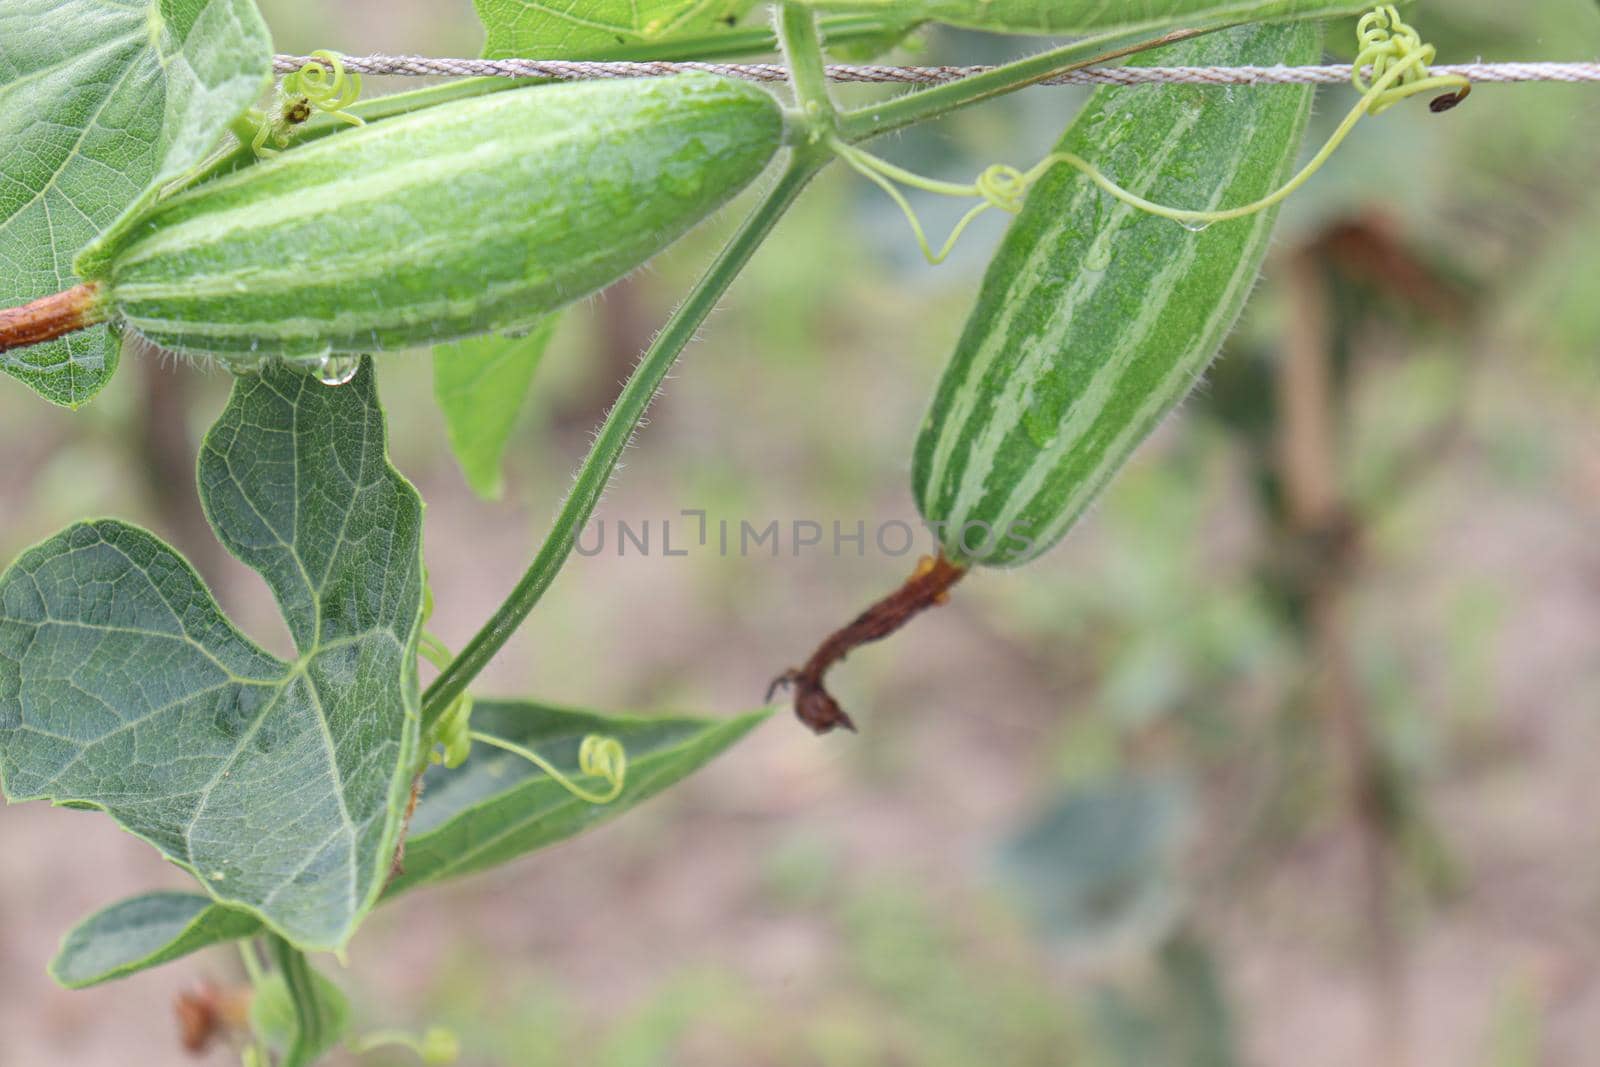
[777,4,836,133]
[266,934,336,1067]
[837,22,1228,141]
[421,152,826,734]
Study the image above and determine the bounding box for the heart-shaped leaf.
[50,891,260,989]
[433,320,558,501]
[387,700,770,894]
[475,0,760,60]
[785,0,1367,35]
[0,360,425,951]
[0,0,271,407]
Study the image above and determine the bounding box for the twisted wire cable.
[271,54,1600,87]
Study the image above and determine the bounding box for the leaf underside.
[387,700,771,894]
[0,0,270,407]
[50,891,260,989]
[0,360,425,951]
[43,700,768,984]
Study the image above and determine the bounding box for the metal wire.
[272,54,1600,87]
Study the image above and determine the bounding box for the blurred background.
[4,1,1600,1064]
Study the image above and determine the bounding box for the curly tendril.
[1354,4,1470,113]
[577,734,628,793]
[251,49,365,157]
[418,632,626,803]
[283,49,366,121]
[831,145,1068,264]
[837,4,1471,261]
[467,730,629,805]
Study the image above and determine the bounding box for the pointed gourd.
[913,23,1323,567]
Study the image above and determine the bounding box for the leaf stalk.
[777,4,838,140]
[420,151,827,733]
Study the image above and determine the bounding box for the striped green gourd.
[76,74,782,361]
[912,22,1322,567]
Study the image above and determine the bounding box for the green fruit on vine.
[72,74,783,363]
[912,23,1322,567]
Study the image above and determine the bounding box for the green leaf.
[0,0,271,407]
[387,700,770,894]
[475,0,761,59]
[997,777,1187,952]
[787,0,1367,35]
[259,937,350,1067]
[50,891,260,989]
[0,360,425,951]
[433,320,558,500]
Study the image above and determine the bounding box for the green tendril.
[418,631,453,673]
[418,628,476,769]
[831,142,1049,264]
[418,633,625,802]
[284,50,365,122]
[238,940,266,986]
[1353,5,1470,115]
[468,731,629,805]
[251,49,365,157]
[431,689,475,770]
[838,4,1469,261]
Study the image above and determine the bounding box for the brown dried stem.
[0,284,105,352]
[771,554,967,734]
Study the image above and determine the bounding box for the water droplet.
[314,353,360,386]
[1021,395,1062,449]
[221,354,267,376]
[1179,220,1212,234]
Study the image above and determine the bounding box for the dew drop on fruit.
[1021,393,1063,449]
[314,353,360,386]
